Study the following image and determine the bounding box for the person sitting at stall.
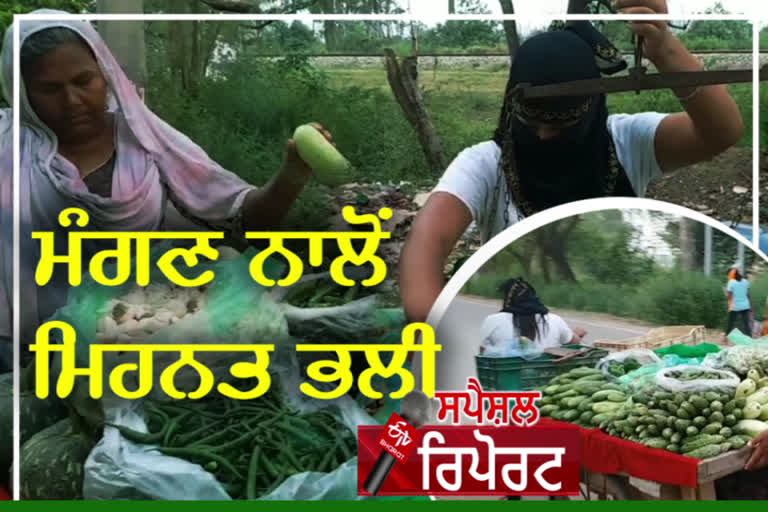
[0,13,335,370]
[479,278,587,355]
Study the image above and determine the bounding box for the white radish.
[293,124,351,186]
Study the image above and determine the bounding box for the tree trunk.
[550,250,579,282]
[96,0,146,98]
[384,49,447,176]
[322,0,338,50]
[538,254,552,284]
[679,217,696,271]
[201,23,225,80]
[533,218,580,283]
[190,20,201,92]
[448,0,455,14]
[497,0,519,60]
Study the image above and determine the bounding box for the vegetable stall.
[477,337,768,500]
[0,245,414,501]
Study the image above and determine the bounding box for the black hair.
[21,27,93,69]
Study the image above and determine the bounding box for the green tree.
[1,0,93,38]
[426,0,500,50]
[568,211,656,286]
[258,20,320,51]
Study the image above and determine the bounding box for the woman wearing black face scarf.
[480,278,587,354]
[400,0,744,323]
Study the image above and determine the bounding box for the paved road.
[426,295,654,392]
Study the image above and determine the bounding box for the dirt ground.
[645,146,754,225]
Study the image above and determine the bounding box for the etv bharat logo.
[388,420,413,448]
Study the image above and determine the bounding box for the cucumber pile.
[537,365,759,460]
[604,387,750,459]
[538,367,627,428]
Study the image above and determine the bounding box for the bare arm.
[241,151,312,231]
[400,192,472,323]
[567,327,588,345]
[616,0,744,173]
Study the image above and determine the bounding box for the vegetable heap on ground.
[111,377,356,499]
[539,364,768,460]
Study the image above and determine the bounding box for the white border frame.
[11,11,763,501]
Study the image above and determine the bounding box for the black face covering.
[499,278,549,341]
[493,23,636,217]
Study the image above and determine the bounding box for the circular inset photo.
[412,198,768,500]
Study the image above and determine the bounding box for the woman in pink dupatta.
[0,12,333,370]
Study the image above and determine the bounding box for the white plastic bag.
[655,365,740,393]
[260,458,360,500]
[83,397,231,500]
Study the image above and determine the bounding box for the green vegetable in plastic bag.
[655,343,721,360]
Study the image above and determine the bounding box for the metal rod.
[518,67,766,99]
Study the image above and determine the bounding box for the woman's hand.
[613,0,671,63]
[746,430,768,471]
[283,122,334,180]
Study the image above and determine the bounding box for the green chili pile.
[110,379,356,499]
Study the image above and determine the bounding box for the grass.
[325,67,754,155]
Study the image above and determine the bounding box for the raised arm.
[616,0,744,173]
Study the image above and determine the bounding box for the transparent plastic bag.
[655,365,740,393]
[481,337,544,360]
[596,349,661,377]
[727,329,768,346]
[702,345,768,376]
[618,363,665,391]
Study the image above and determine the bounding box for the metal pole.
[704,224,712,277]
[738,242,745,272]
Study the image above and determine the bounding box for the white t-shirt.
[480,312,574,349]
[433,113,667,243]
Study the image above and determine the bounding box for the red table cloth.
[538,418,701,488]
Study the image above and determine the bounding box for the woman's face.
[23,40,108,145]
